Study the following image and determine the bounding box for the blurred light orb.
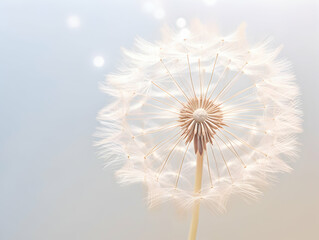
[142,1,165,20]
[67,15,81,28]
[154,8,165,19]
[93,56,105,67]
[202,0,217,6]
[176,17,187,28]
[142,1,155,13]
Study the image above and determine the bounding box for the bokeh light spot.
[176,18,187,28]
[154,8,165,19]
[202,0,217,6]
[93,56,105,67]
[67,15,81,28]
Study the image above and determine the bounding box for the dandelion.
[96,21,302,240]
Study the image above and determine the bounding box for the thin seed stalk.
[188,151,204,240]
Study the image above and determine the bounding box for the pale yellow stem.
[188,152,204,240]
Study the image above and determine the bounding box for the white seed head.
[96,21,302,212]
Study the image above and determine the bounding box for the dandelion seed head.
[96,21,302,212]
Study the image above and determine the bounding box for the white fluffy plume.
[96,21,302,212]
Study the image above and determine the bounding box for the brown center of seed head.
[178,97,224,154]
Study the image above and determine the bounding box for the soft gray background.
[0,0,318,239]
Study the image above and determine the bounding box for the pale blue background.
[0,0,318,239]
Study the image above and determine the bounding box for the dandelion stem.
[188,151,204,240]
